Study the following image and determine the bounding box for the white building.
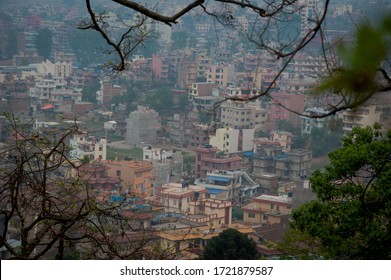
[37,59,73,79]
[209,127,254,154]
[69,131,107,161]
[301,107,330,134]
[143,146,184,194]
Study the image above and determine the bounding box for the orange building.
[241,194,292,225]
[101,160,154,198]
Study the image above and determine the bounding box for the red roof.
[41,104,54,110]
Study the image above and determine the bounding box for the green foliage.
[276,119,296,133]
[273,228,322,260]
[232,207,244,220]
[137,32,160,58]
[198,110,213,124]
[316,15,391,108]
[143,87,174,116]
[292,120,344,157]
[82,77,100,103]
[290,126,391,259]
[5,29,17,59]
[35,28,53,59]
[69,29,107,67]
[203,228,258,260]
[171,31,189,50]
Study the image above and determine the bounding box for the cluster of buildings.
[0,0,390,259]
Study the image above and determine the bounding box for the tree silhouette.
[289,125,391,259]
[35,28,53,60]
[203,228,258,259]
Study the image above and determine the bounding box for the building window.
[173,199,177,206]
[248,213,255,218]
[99,146,103,151]
[116,170,121,177]
[136,172,142,178]
[271,204,274,209]
[263,214,268,221]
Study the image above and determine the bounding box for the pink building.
[266,92,305,131]
[152,54,169,81]
[194,145,242,179]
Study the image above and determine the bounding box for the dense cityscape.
[0,0,390,260]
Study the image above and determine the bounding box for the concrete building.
[338,92,391,134]
[209,127,254,154]
[102,159,154,198]
[187,123,212,148]
[220,99,266,130]
[143,146,183,194]
[339,105,381,134]
[96,78,124,108]
[69,130,107,161]
[79,162,121,192]
[125,106,161,146]
[254,173,279,195]
[167,113,199,146]
[270,131,292,152]
[275,149,312,181]
[253,140,312,181]
[241,194,292,225]
[301,107,331,134]
[37,59,73,79]
[188,82,217,100]
[157,183,207,214]
[195,170,259,204]
[266,92,305,131]
[194,145,242,179]
[206,64,234,87]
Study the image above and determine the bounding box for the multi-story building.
[253,140,312,181]
[29,76,55,104]
[266,92,305,131]
[206,64,233,87]
[69,130,107,161]
[299,0,320,37]
[194,145,242,179]
[209,127,254,154]
[275,149,312,181]
[270,131,292,152]
[241,194,292,225]
[338,92,391,134]
[195,170,259,204]
[301,107,331,134]
[167,113,199,146]
[37,59,73,79]
[220,98,267,130]
[188,82,216,100]
[125,106,161,146]
[187,124,211,148]
[156,182,233,226]
[157,183,207,214]
[196,52,211,81]
[286,54,327,79]
[96,78,124,109]
[340,105,382,134]
[102,159,154,198]
[143,146,183,194]
[79,162,121,193]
